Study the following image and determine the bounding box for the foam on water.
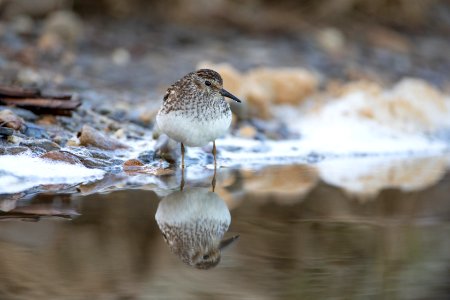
[0,155,105,194]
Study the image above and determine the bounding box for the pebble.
[23,123,49,139]
[40,150,83,165]
[78,125,129,150]
[123,159,145,172]
[0,110,24,130]
[0,146,29,155]
[316,27,345,56]
[111,48,131,66]
[137,150,155,163]
[0,127,14,136]
[20,139,60,152]
[43,10,84,45]
[238,124,257,139]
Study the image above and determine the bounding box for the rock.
[11,15,34,34]
[78,157,112,169]
[6,135,24,144]
[36,115,58,125]
[137,150,155,163]
[122,158,173,176]
[136,107,159,127]
[123,159,144,171]
[40,150,82,165]
[0,127,14,136]
[247,68,318,106]
[43,10,84,46]
[0,106,38,122]
[0,146,29,155]
[23,123,49,139]
[111,48,131,66]
[154,134,179,163]
[368,27,411,54]
[316,27,346,56]
[20,139,60,152]
[78,125,129,150]
[198,62,318,119]
[66,136,80,147]
[0,110,25,130]
[17,68,44,86]
[237,124,257,139]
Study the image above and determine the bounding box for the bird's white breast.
[156,110,231,147]
[155,188,231,226]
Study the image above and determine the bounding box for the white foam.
[0,155,105,194]
[275,90,450,155]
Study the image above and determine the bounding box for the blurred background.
[1,0,449,92]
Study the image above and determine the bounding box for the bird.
[156,69,242,169]
[155,187,239,269]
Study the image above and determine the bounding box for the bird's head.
[193,69,242,103]
[190,235,240,270]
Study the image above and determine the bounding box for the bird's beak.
[220,89,242,103]
[219,235,240,250]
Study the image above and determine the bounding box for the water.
[0,161,449,300]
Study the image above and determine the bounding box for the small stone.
[23,123,49,139]
[40,150,82,165]
[123,159,145,172]
[79,157,112,169]
[0,110,25,130]
[138,109,157,127]
[20,139,60,152]
[137,150,155,163]
[78,125,129,150]
[7,135,24,144]
[17,68,43,85]
[43,10,83,46]
[154,134,179,163]
[0,127,14,136]
[11,15,34,34]
[36,115,58,125]
[316,27,345,56]
[111,48,131,66]
[114,128,126,139]
[66,136,80,147]
[238,125,257,139]
[0,106,38,122]
[123,159,144,167]
[0,146,29,155]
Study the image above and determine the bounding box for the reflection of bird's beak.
[220,89,242,103]
[219,235,240,250]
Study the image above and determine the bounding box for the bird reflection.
[155,187,238,269]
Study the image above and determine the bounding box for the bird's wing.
[163,87,172,102]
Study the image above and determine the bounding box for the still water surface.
[0,161,449,300]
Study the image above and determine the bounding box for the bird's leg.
[211,141,217,192]
[180,142,185,191]
[181,142,185,169]
[211,167,216,192]
[212,141,217,169]
[180,165,185,191]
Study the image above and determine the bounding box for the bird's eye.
[205,81,211,86]
[203,254,210,260]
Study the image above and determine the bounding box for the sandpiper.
[156,69,241,168]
